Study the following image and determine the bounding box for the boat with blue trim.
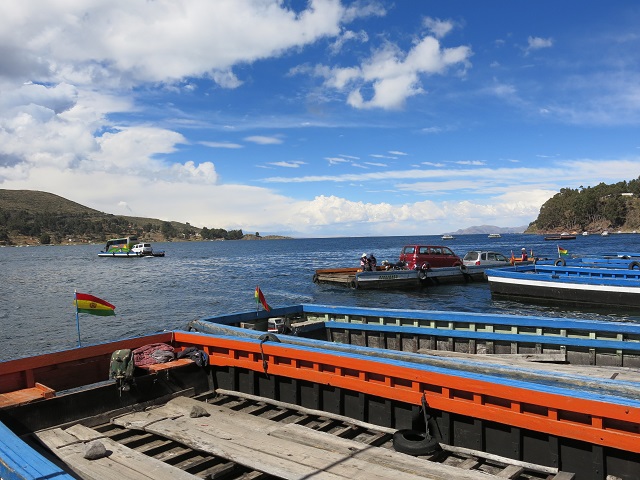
[2,304,640,479]
[485,262,640,307]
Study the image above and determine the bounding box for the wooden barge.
[2,309,640,479]
[313,265,489,289]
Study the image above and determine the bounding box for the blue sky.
[1,1,639,237]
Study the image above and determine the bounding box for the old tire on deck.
[392,429,440,456]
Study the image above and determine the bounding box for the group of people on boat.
[360,252,377,271]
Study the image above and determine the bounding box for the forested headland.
[526,177,640,234]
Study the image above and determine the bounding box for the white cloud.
[0,1,347,87]
[423,17,455,39]
[269,160,306,168]
[201,141,243,149]
[244,135,284,145]
[525,36,554,54]
[308,34,472,110]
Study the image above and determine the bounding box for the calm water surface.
[1,233,639,362]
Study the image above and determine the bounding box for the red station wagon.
[399,245,463,269]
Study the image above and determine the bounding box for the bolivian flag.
[558,246,569,257]
[74,292,116,316]
[255,286,270,312]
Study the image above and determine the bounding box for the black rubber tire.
[259,333,281,343]
[349,280,358,289]
[312,274,319,283]
[629,261,640,270]
[459,265,468,274]
[392,429,440,456]
[554,258,566,267]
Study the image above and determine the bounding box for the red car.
[399,245,463,270]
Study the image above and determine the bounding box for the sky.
[1,1,640,238]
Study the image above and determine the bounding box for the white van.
[131,243,153,255]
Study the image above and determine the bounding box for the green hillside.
[526,177,640,234]
[0,189,246,245]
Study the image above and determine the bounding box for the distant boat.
[441,234,454,240]
[602,231,610,236]
[544,233,576,241]
[488,233,501,238]
[582,232,589,236]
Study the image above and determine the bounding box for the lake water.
[1,233,639,362]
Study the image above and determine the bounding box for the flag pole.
[74,289,82,347]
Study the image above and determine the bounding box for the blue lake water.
[1,233,639,362]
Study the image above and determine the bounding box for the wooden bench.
[136,358,194,373]
[0,382,55,409]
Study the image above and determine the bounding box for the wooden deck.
[33,392,575,480]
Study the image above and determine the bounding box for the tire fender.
[350,280,358,289]
[629,261,640,270]
[554,258,566,267]
[312,274,319,283]
[459,265,468,274]
[392,429,440,456]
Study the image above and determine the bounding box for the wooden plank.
[35,425,197,480]
[457,458,481,470]
[113,397,510,480]
[136,358,194,372]
[0,383,55,409]
[218,389,560,476]
[496,465,525,478]
[418,349,566,363]
[553,473,576,480]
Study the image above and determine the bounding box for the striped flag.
[255,286,271,312]
[558,245,569,257]
[74,292,116,316]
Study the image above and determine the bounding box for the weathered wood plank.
[496,465,525,478]
[418,349,566,363]
[217,389,560,476]
[35,425,197,480]
[113,397,515,480]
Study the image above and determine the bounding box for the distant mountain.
[445,225,528,235]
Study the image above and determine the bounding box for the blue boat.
[485,263,640,308]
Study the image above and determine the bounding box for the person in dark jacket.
[368,253,377,270]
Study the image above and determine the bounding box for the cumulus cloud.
[423,17,455,39]
[525,36,554,55]
[302,34,472,110]
[0,0,348,86]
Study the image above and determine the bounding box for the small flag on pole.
[255,286,271,312]
[74,292,116,316]
[73,291,115,347]
[558,245,569,257]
